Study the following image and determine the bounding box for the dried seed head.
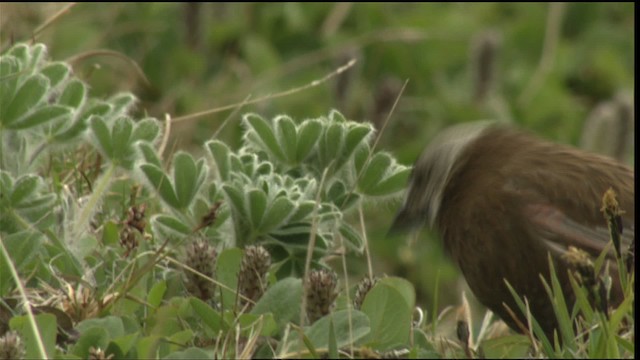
[306,269,339,323]
[0,331,25,360]
[193,201,223,232]
[184,240,218,301]
[470,30,502,103]
[456,320,470,348]
[88,346,114,360]
[625,240,634,274]
[562,246,609,314]
[600,188,624,257]
[353,276,378,310]
[119,226,138,257]
[126,203,147,234]
[238,245,271,309]
[581,93,634,163]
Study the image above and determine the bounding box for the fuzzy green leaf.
[288,200,316,223]
[8,104,71,130]
[138,142,162,167]
[251,277,303,328]
[303,310,370,350]
[365,165,411,196]
[9,175,39,206]
[40,62,71,88]
[358,152,392,193]
[132,118,160,143]
[296,119,322,162]
[248,188,268,230]
[173,152,199,209]
[111,117,134,164]
[344,123,374,161]
[222,184,247,222]
[244,113,285,161]
[206,140,231,181]
[151,214,191,238]
[140,164,179,208]
[260,196,296,233]
[3,73,49,126]
[275,115,298,163]
[90,115,114,158]
[58,79,86,108]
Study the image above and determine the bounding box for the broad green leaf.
[190,297,224,333]
[206,140,231,181]
[110,332,139,358]
[234,312,278,337]
[275,115,297,163]
[10,313,57,360]
[148,280,167,309]
[0,231,44,294]
[58,79,86,108]
[140,164,179,208]
[360,277,415,350]
[296,119,322,162]
[260,196,295,233]
[244,113,285,161]
[302,310,370,350]
[251,277,302,328]
[3,73,49,126]
[217,248,243,311]
[8,104,71,130]
[136,335,162,360]
[173,152,198,209]
[164,347,212,359]
[102,221,120,246]
[76,316,125,339]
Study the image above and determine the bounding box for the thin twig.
[518,2,566,106]
[33,3,77,38]
[172,59,357,124]
[65,49,152,88]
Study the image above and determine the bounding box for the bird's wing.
[523,202,634,260]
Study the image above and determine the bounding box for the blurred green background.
[1,2,634,324]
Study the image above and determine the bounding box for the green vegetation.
[0,3,634,358]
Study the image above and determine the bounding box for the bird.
[390,121,634,339]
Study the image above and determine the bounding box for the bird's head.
[390,121,499,232]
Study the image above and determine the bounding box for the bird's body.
[392,122,634,338]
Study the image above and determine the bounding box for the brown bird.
[390,121,634,339]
